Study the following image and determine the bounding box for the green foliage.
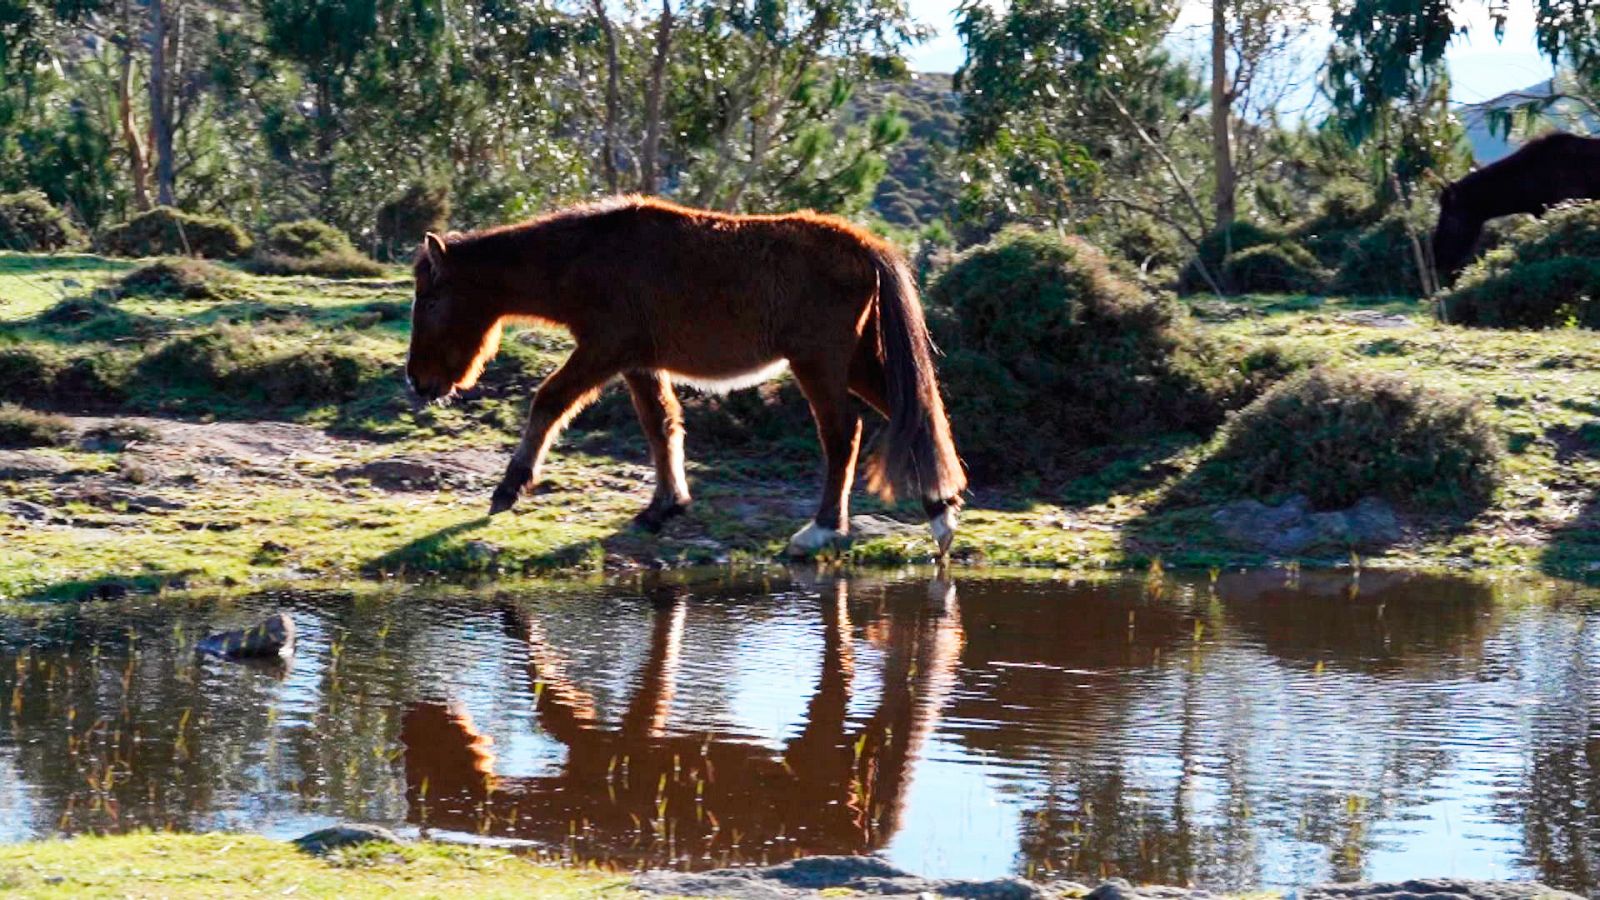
[1329,211,1428,296]
[1291,178,1382,266]
[112,258,238,300]
[249,220,384,278]
[1177,221,1287,294]
[1222,243,1329,294]
[927,226,1234,481]
[374,183,449,262]
[1214,366,1502,512]
[264,219,358,258]
[137,326,391,408]
[0,189,83,251]
[1441,202,1600,328]
[100,207,253,260]
[1106,214,1187,276]
[0,402,69,448]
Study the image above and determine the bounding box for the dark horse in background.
[1434,132,1600,282]
[404,197,966,557]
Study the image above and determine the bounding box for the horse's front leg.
[624,370,692,532]
[489,348,620,515]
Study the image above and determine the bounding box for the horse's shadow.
[400,574,963,866]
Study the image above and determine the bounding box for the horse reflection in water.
[400,577,962,867]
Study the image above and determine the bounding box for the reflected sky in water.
[1,568,1598,890]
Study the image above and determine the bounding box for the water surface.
[1,568,1598,890]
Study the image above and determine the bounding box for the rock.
[0,450,77,480]
[1086,879,1213,900]
[1338,310,1414,329]
[634,855,1044,899]
[1211,495,1401,555]
[848,514,923,539]
[334,453,501,491]
[2,500,53,522]
[1301,880,1584,900]
[291,824,404,855]
[197,613,295,660]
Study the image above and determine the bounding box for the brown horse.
[1433,132,1600,282]
[405,196,966,556]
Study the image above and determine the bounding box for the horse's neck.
[462,234,571,324]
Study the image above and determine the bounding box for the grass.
[0,832,631,899]
[4,251,1600,596]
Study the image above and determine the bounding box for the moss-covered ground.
[3,251,1599,600]
[0,832,630,899]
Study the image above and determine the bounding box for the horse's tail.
[863,244,967,508]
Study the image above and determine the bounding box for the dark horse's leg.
[786,358,863,556]
[848,340,961,556]
[490,347,621,515]
[624,370,691,532]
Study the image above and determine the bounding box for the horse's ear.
[424,232,448,273]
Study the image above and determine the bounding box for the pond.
[1,568,1597,890]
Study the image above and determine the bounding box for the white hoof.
[786,521,844,558]
[930,506,958,557]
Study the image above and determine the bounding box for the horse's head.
[1431,185,1482,285]
[406,233,503,404]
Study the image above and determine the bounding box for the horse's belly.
[669,359,790,395]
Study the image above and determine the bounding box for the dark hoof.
[633,501,690,533]
[489,462,533,515]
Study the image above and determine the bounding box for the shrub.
[1330,212,1430,296]
[1221,243,1330,294]
[111,258,237,300]
[0,403,70,448]
[1213,366,1502,512]
[1441,258,1600,328]
[1177,221,1286,294]
[263,219,356,258]
[375,182,450,261]
[245,250,385,279]
[927,227,1235,481]
[100,206,252,259]
[136,327,389,407]
[0,190,83,251]
[1107,215,1186,276]
[1440,202,1600,328]
[1292,180,1382,267]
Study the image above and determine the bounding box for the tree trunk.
[1209,0,1235,230]
[637,0,674,194]
[148,0,175,206]
[119,0,151,211]
[315,78,336,215]
[592,0,622,194]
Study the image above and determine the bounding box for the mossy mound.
[1212,366,1502,513]
[1442,202,1600,328]
[0,190,84,251]
[247,219,385,278]
[0,403,70,448]
[928,227,1238,481]
[112,258,238,300]
[100,206,253,260]
[1177,221,1287,294]
[137,326,391,408]
[1222,244,1329,294]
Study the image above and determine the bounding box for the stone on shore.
[291,824,404,855]
[634,855,1043,899]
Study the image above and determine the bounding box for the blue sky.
[903,0,1561,109]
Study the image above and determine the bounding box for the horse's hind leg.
[624,370,691,532]
[489,348,620,515]
[786,360,862,557]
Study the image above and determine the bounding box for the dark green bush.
[1177,221,1286,294]
[0,403,70,448]
[1330,212,1429,296]
[137,327,389,407]
[0,190,83,251]
[1441,258,1600,328]
[1292,180,1382,267]
[100,206,253,259]
[112,258,237,300]
[1440,202,1600,328]
[1213,366,1502,512]
[928,227,1236,481]
[375,182,450,261]
[1107,215,1186,276]
[263,219,356,259]
[1221,243,1330,294]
